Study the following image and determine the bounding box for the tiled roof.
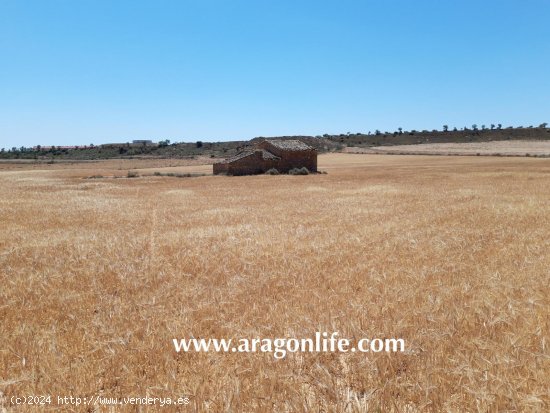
[224,150,255,163]
[221,149,279,164]
[260,150,279,160]
[265,139,313,151]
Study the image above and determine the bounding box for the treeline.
[1,124,548,160]
[323,124,550,148]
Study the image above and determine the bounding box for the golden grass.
[1,154,549,412]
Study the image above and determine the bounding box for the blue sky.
[1,0,549,148]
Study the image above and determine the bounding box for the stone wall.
[213,151,278,176]
[213,143,318,175]
[257,141,317,173]
[275,151,317,173]
[212,162,229,175]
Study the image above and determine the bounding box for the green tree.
[443,125,448,132]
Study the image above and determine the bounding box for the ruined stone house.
[213,139,317,175]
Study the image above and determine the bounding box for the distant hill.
[2,126,549,161]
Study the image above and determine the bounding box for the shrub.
[288,167,309,175]
[265,168,280,175]
[127,171,139,178]
[152,172,206,178]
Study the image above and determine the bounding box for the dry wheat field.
[345,140,550,157]
[1,154,549,412]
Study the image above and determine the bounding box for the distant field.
[1,154,549,411]
[345,139,550,157]
[0,156,216,177]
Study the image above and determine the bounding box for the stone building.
[213,139,317,175]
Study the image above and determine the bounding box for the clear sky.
[1,0,549,149]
